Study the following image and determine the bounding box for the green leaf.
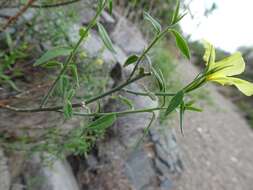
[41,61,63,69]
[165,91,184,116]
[175,12,187,24]
[97,22,116,53]
[151,66,165,91]
[179,102,185,135]
[171,0,180,25]
[88,114,117,130]
[59,75,69,95]
[63,100,73,119]
[124,55,139,67]
[79,27,89,38]
[67,89,75,100]
[69,64,79,87]
[143,11,161,33]
[108,0,113,15]
[185,106,202,112]
[0,74,20,92]
[170,29,191,60]
[98,0,105,9]
[34,47,72,66]
[112,95,134,110]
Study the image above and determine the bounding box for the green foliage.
[97,22,116,53]
[143,11,162,34]
[0,34,30,91]
[124,54,139,67]
[34,47,72,66]
[165,91,184,115]
[170,29,191,59]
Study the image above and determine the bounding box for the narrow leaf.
[124,55,139,67]
[185,106,202,112]
[171,0,180,25]
[69,64,79,87]
[165,91,184,116]
[42,61,63,69]
[67,89,75,100]
[151,66,165,91]
[144,11,161,33]
[63,100,73,119]
[170,29,191,59]
[108,0,113,15]
[88,114,117,130]
[97,22,116,53]
[112,95,134,110]
[34,47,72,66]
[175,12,187,24]
[179,102,185,135]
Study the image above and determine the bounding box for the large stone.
[111,15,147,54]
[23,155,80,190]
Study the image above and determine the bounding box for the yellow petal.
[202,40,215,68]
[209,76,253,96]
[212,52,245,77]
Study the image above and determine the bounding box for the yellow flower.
[95,58,104,65]
[203,40,253,96]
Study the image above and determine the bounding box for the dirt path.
[172,62,253,190]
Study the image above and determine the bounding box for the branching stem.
[39,0,107,108]
[2,73,150,113]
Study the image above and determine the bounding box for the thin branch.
[1,73,151,113]
[127,26,170,81]
[1,0,36,31]
[39,0,108,108]
[123,89,175,96]
[71,107,166,117]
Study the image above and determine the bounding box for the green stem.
[127,26,170,81]
[39,1,107,108]
[71,107,167,117]
[123,88,175,96]
[2,73,150,113]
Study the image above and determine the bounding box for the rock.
[68,25,127,65]
[0,149,11,190]
[125,148,158,190]
[150,127,183,176]
[23,154,80,190]
[111,15,147,54]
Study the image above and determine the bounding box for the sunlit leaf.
[151,66,165,91]
[170,29,191,59]
[42,61,63,69]
[185,106,203,112]
[108,0,113,15]
[34,47,72,66]
[175,12,187,24]
[124,54,139,67]
[88,114,117,130]
[171,0,180,25]
[97,22,116,53]
[144,11,161,33]
[179,102,185,135]
[165,90,184,116]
